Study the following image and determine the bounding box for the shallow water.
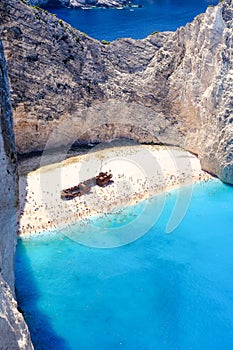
[15,179,233,350]
[43,0,218,41]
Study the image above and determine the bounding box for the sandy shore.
[18,145,212,236]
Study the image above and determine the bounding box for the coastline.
[18,145,212,237]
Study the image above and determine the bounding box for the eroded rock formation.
[0,39,33,349]
[27,0,134,9]
[0,0,233,183]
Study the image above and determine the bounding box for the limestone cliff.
[0,39,33,349]
[27,0,134,9]
[0,0,233,184]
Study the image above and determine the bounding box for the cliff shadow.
[15,238,71,350]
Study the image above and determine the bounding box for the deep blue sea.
[15,179,233,350]
[42,0,218,41]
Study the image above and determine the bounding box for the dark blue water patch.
[15,179,233,350]
[42,0,218,41]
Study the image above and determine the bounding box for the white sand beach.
[18,145,212,236]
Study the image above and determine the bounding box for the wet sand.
[18,145,212,236]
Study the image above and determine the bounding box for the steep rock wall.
[0,0,233,183]
[0,39,33,349]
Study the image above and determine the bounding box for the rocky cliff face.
[27,0,133,9]
[0,0,233,184]
[0,39,33,349]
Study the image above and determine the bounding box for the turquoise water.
[43,0,218,41]
[15,179,233,350]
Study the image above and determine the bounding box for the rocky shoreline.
[0,0,233,348]
[27,0,141,9]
